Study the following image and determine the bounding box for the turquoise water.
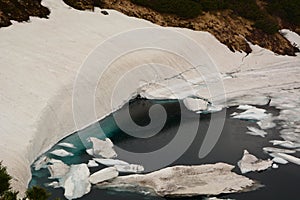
[30,98,300,200]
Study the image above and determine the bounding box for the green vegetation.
[266,0,300,26]
[25,187,50,200]
[131,0,203,19]
[0,163,12,197]
[0,162,50,200]
[130,0,300,34]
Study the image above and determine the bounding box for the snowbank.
[0,0,299,195]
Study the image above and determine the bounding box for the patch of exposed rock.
[97,163,255,197]
[98,0,298,56]
[0,0,49,27]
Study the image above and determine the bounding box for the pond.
[29,98,300,200]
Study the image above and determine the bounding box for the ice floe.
[237,105,255,110]
[271,157,288,165]
[33,156,50,171]
[57,142,76,149]
[246,127,268,138]
[46,181,60,189]
[50,149,74,157]
[272,164,279,169]
[270,140,300,149]
[232,106,270,121]
[93,158,129,167]
[86,149,94,156]
[89,167,119,184]
[88,137,117,158]
[97,163,255,197]
[87,160,99,168]
[269,153,300,166]
[60,164,91,200]
[257,116,276,130]
[263,147,296,154]
[183,97,208,112]
[47,160,70,179]
[238,150,272,174]
[114,164,144,173]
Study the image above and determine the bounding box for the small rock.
[101,10,109,15]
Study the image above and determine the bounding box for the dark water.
[30,98,300,200]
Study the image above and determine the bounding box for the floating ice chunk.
[88,137,117,158]
[263,147,296,154]
[97,163,255,197]
[48,158,63,164]
[232,107,269,121]
[238,150,272,174]
[93,158,129,167]
[198,104,224,114]
[270,140,300,149]
[60,164,91,200]
[270,153,300,165]
[50,149,74,157]
[48,160,70,179]
[272,164,279,169]
[271,157,288,165]
[115,164,144,173]
[183,97,208,112]
[89,167,119,184]
[34,156,50,171]
[207,105,223,113]
[86,149,94,156]
[87,160,99,168]
[237,105,255,110]
[257,117,276,130]
[47,181,60,188]
[205,198,234,200]
[58,142,76,149]
[246,127,267,137]
[280,131,300,144]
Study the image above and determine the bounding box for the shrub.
[0,162,12,196]
[254,17,279,34]
[131,0,203,19]
[1,191,18,200]
[0,163,50,200]
[266,0,300,26]
[25,186,50,200]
